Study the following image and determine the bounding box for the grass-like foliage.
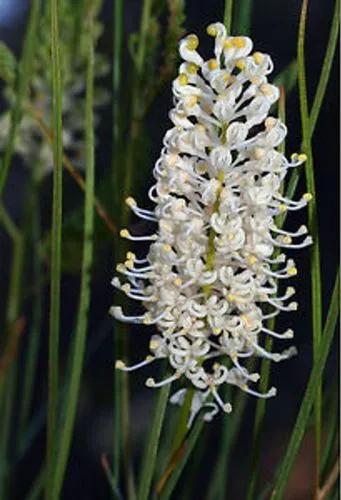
[0,0,338,499]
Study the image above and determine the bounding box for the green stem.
[234,0,252,36]
[46,0,63,495]
[18,164,43,438]
[0,0,40,196]
[208,384,250,499]
[297,0,323,492]
[112,0,123,211]
[224,0,234,35]
[0,208,25,497]
[271,271,339,500]
[247,0,339,491]
[138,380,171,500]
[159,413,205,500]
[309,0,340,135]
[51,7,95,498]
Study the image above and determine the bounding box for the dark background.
[0,0,339,498]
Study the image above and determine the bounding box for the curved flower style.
[111,23,312,423]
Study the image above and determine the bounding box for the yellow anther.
[166,153,178,166]
[254,147,265,160]
[218,170,225,182]
[212,327,222,335]
[224,39,233,49]
[187,62,199,74]
[115,360,125,370]
[288,266,298,276]
[120,228,129,238]
[121,283,131,293]
[227,294,236,302]
[196,162,207,174]
[126,251,136,260]
[252,52,264,64]
[279,203,287,213]
[173,277,182,287]
[260,83,273,96]
[246,255,257,265]
[250,76,261,85]
[124,260,134,269]
[116,263,125,272]
[283,236,292,244]
[149,339,160,350]
[186,34,199,50]
[222,71,231,82]
[185,95,198,108]
[240,314,251,326]
[163,243,172,252]
[125,196,136,207]
[207,24,217,37]
[235,59,246,70]
[208,58,219,71]
[143,314,152,325]
[178,73,189,85]
[298,153,307,162]
[303,192,313,202]
[265,117,277,129]
[228,233,234,241]
[233,37,247,48]
[146,355,154,362]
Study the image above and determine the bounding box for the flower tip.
[109,306,122,319]
[186,34,199,50]
[252,51,264,65]
[206,24,217,37]
[287,266,297,276]
[298,153,307,162]
[250,373,260,382]
[120,228,129,238]
[178,73,189,86]
[115,360,126,370]
[269,387,277,397]
[285,329,294,338]
[303,192,313,202]
[145,377,155,388]
[125,196,136,208]
[223,403,232,413]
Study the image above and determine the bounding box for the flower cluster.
[111,23,312,423]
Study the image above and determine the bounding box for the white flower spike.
[111,23,312,424]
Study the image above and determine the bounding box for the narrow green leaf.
[46,0,63,495]
[234,0,252,35]
[18,166,43,437]
[271,271,340,499]
[0,0,40,195]
[309,0,340,135]
[224,0,234,35]
[50,5,95,498]
[208,386,249,499]
[138,382,171,500]
[159,415,205,500]
[298,0,323,486]
[0,42,17,85]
